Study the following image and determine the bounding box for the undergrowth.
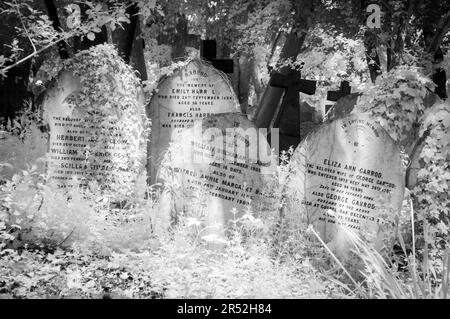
[0,121,348,298]
[0,168,348,298]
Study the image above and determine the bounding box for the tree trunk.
[110,3,148,81]
[360,0,382,82]
[0,14,34,121]
[156,13,201,60]
[422,2,449,99]
[253,0,314,130]
[44,0,69,60]
[237,54,253,114]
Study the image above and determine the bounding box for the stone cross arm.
[269,72,317,95]
[201,40,234,74]
[327,80,351,102]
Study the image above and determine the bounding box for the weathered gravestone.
[148,59,240,184]
[283,113,405,246]
[42,45,147,199]
[157,113,278,235]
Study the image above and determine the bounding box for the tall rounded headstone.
[42,44,147,199]
[158,113,278,234]
[148,59,240,184]
[283,114,405,245]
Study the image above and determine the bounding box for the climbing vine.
[53,44,150,199]
[354,66,450,259]
[412,101,450,255]
[354,66,435,150]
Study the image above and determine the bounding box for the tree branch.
[44,0,70,59]
[427,10,450,55]
[267,30,282,72]
[390,0,415,69]
[1,35,70,75]
[14,0,36,53]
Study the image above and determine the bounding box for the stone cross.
[268,69,317,152]
[200,40,234,74]
[326,80,352,114]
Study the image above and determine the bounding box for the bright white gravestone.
[148,59,240,184]
[284,114,405,245]
[158,113,278,235]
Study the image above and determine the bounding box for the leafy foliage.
[49,44,149,199]
[0,155,347,299]
[0,101,47,180]
[353,65,449,274]
[412,101,450,255]
[299,25,369,85]
[354,66,435,147]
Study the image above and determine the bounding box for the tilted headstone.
[148,59,240,184]
[282,114,405,246]
[157,113,278,234]
[42,45,147,199]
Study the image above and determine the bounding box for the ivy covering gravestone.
[42,44,149,199]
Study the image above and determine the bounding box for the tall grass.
[309,202,450,299]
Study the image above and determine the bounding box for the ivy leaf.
[421,147,435,161]
[66,4,81,29]
[87,32,95,41]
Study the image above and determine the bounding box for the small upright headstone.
[42,45,147,198]
[283,114,405,246]
[157,113,278,234]
[148,59,240,184]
